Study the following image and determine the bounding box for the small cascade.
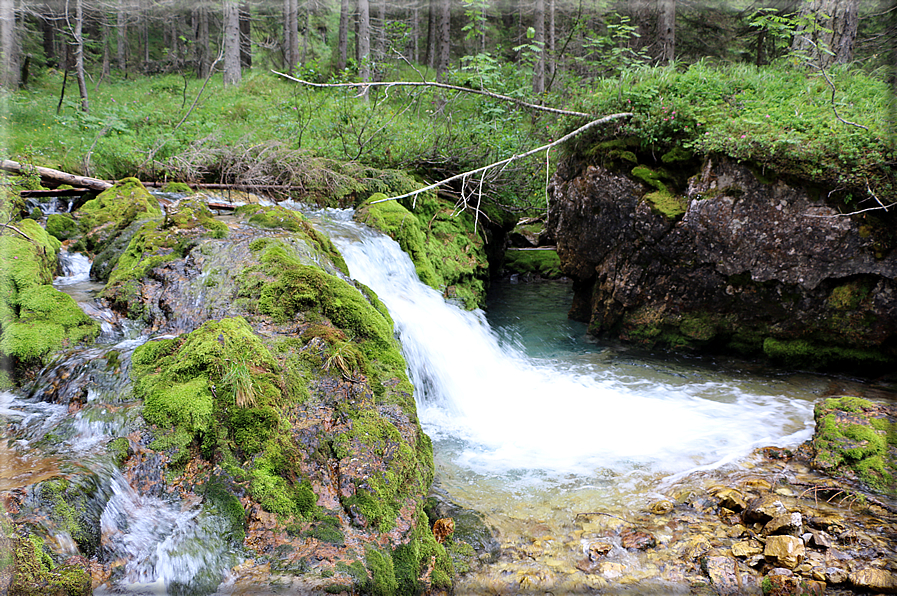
[303,208,815,488]
[53,249,129,339]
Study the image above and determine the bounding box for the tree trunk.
[425,0,436,70]
[657,0,675,64]
[358,0,370,82]
[435,0,449,82]
[411,2,419,63]
[533,0,545,94]
[141,0,149,71]
[337,0,349,70]
[300,1,309,67]
[1,159,112,191]
[791,0,858,68]
[41,14,56,69]
[0,0,17,88]
[116,0,127,71]
[375,0,385,60]
[240,1,252,68]
[73,0,89,112]
[546,0,555,86]
[101,13,110,78]
[195,4,210,78]
[223,0,241,85]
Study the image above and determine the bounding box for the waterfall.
[304,208,815,489]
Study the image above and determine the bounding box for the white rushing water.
[307,208,815,489]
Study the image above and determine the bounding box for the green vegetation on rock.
[357,193,490,309]
[811,397,896,495]
[503,249,562,278]
[8,532,91,596]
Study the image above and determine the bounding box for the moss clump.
[77,178,163,253]
[827,280,871,311]
[503,249,562,278]
[645,189,688,219]
[236,204,348,276]
[762,337,888,368]
[0,221,98,371]
[161,181,194,194]
[46,213,79,241]
[357,193,490,309]
[661,146,693,163]
[240,238,413,407]
[812,397,896,495]
[631,165,668,192]
[10,532,91,595]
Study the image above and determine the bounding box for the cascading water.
[304,208,815,486]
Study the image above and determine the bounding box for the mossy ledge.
[356,192,490,309]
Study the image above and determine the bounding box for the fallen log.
[1,159,112,192]
[21,188,90,198]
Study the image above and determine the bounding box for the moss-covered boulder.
[108,203,452,593]
[75,177,163,254]
[356,193,490,309]
[811,396,896,495]
[4,530,91,596]
[0,219,98,376]
[45,213,79,242]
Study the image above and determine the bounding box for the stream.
[1,200,891,594]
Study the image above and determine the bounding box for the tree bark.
[283,0,298,74]
[41,14,55,69]
[240,1,252,69]
[375,0,386,60]
[791,0,858,68]
[546,0,555,86]
[116,0,127,72]
[0,0,17,88]
[657,0,675,64]
[223,0,241,85]
[358,0,370,82]
[533,0,545,94]
[73,0,89,112]
[195,4,211,78]
[435,0,450,82]
[337,0,349,70]
[425,0,436,70]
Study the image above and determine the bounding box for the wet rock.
[650,500,673,514]
[764,535,805,569]
[849,568,897,593]
[763,512,802,537]
[744,495,788,523]
[826,567,849,584]
[620,527,656,550]
[716,489,747,513]
[732,540,764,558]
[546,156,897,371]
[804,529,832,548]
[701,555,761,595]
[588,540,613,559]
[677,535,713,561]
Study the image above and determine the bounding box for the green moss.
[236,204,349,276]
[365,547,398,596]
[11,532,91,595]
[108,436,132,467]
[678,312,717,342]
[645,189,688,219]
[827,280,871,311]
[203,478,246,542]
[46,213,79,241]
[823,396,873,413]
[161,182,194,194]
[78,177,162,234]
[763,337,889,368]
[503,249,562,278]
[661,146,694,163]
[357,193,490,309]
[631,165,668,192]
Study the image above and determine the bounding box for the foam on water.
[308,208,814,484]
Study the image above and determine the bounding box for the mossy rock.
[0,221,97,373]
[161,181,194,194]
[77,177,163,253]
[631,165,668,192]
[811,396,896,495]
[762,337,889,369]
[645,189,688,219]
[357,193,489,309]
[45,213,79,242]
[8,532,91,596]
[503,249,562,278]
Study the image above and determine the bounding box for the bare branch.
[371,113,634,206]
[272,70,594,118]
[796,36,869,131]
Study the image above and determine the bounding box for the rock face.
[547,156,897,370]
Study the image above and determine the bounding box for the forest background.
[0,0,895,217]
